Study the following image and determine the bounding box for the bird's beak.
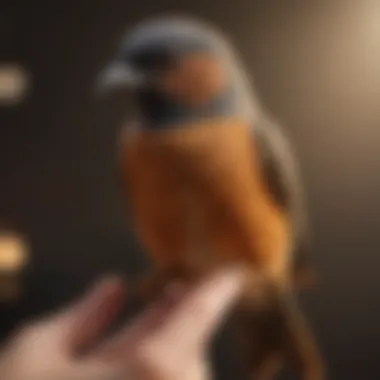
[96,61,146,95]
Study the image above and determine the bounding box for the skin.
[0,269,245,380]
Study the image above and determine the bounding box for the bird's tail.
[237,284,325,380]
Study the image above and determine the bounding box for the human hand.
[0,267,245,380]
[98,267,245,380]
[0,276,127,380]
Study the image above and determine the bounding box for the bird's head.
[97,16,257,127]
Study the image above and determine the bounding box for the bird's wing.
[254,116,315,286]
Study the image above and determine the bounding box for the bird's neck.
[136,86,246,130]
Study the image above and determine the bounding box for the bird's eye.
[131,46,177,72]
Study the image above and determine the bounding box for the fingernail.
[212,265,247,294]
[220,264,248,279]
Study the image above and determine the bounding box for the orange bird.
[98,16,325,380]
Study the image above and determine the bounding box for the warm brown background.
[1,1,380,379]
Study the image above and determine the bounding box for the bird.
[97,15,325,380]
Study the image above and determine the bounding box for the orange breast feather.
[122,119,292,282]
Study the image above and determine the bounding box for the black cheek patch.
[129,45,178,72]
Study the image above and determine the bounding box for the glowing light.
[0,64,30,106]
[0,232,28,272]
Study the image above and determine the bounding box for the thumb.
[62,275,126,355]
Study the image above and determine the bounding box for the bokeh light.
[0,64,30,106]
[0,232,29,302]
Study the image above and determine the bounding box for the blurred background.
[1,0,380,379]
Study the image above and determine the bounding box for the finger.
[97,281,186,360]
[156,267,246,349]
[72,360,125,380]
[64,275,126,355]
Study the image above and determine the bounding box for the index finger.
[157,267,246,348]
